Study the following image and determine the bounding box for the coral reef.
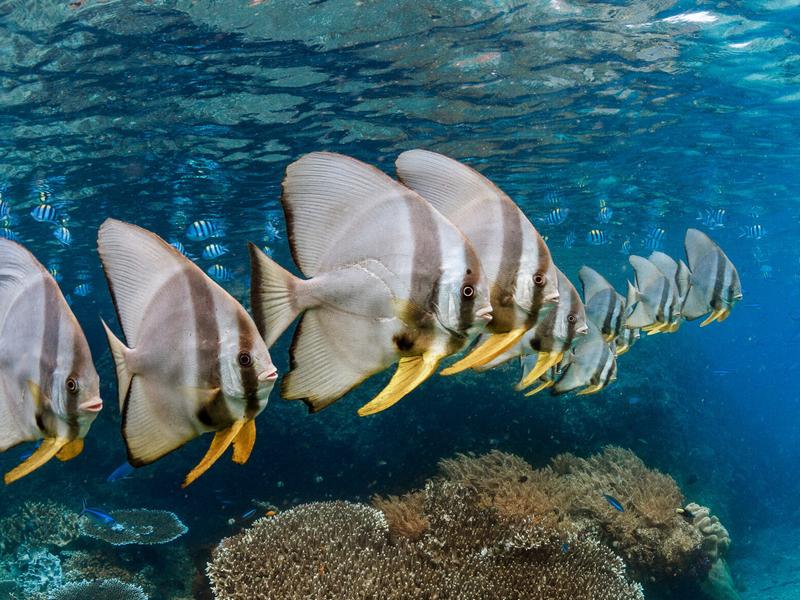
[685,502,731,561]
[60,550,153,594]
[0,501,80,553]
[371,491,428,541]
[79,509,188,545]
[208,496,644,600]
[15,546,63,597]
[49,578,149,600]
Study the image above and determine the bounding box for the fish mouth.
[258,369,279,383]
[476,306,493,321]
[80,399,103,413]
[575,324,589,336]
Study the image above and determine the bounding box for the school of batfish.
[0,151,742,486]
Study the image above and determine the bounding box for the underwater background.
[0,0,798,598]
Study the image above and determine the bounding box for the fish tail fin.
[248,243,305,347]
[4,437,68,485]
[101,319,133,410]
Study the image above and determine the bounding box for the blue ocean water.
[0,1,798,599]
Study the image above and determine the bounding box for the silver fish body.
[250,152,491,416]
[625,255,678,334]
[579,266,626,342]
[98,219,276,487]
[682,228,742,325]
[552,322,617,396]
[0,239,102,484]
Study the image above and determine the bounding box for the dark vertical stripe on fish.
[237,310,261,420]
[524,235,551,328]
[489,200,523,332]
[185,268,230,428]
[657,279,669,323]
[65,317,85,439]
[711,249,725,310]
[37,278,61,436]
[601,290,615,337]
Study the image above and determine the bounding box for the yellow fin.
[182,420,245,488]
[358,353,442,416]
[717,308,731,322]
[646,322,669,335]
[577,383,604,396]
[56,438,84,462]
[516,351,564,390]
[700,310,724,327]
[231,419,256,465]
[440,329,527,375]
[4,438,67,485]
[615,343,629,356]
[602,332,615,343]
[523,379,554,397]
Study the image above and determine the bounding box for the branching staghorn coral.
[0,501,80,552]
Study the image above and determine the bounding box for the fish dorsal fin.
[0,239,49,327]
[98,218,210,347]
[647,251,678,282]
[395,149,509,221]
[578,266,612,304]
[684,228,718,272]
[282,152,425,277]
[628,255,665,292]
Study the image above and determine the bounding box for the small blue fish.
[0,196,9,218]
[207,264,233,282]
[54,225,72,246]
[241,509,257,520]
[202,243,229,260]
[48,264,62,282]
[628,396,641,405]
[586,229,608,245]
[563,231,576,249]
[261,245,274,257]
[645,226,666,241]
[19,439,43,462]
[597,205,614,224]
[30,203,58,223]
[642,233,664,251]
[698,208,727,229]
[186,219,223,241]
[544,187,561,205]
[73,283,93,297]
[603,494,625,512]
[619,240,632,255]
[169,240,188,256]
[107,461,135,482]
[263,220,282,242]
[80,501,116,526]
[0,228,17,241]
[561,542,570,554]
[739,224,765,239]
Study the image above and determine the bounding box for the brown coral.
[371,491,429,541]
[208,494,644,600]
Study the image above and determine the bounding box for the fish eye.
[567,314,577,324]
[237,352,253,367]
[66,377,79,394]
[533,273,546,286]
[461,285,474,298]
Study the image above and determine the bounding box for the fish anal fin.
[358,353,442,416]
[182,420,245,488]
[441,329,527,376]
[577,384,604,396]
[524,379,554,397]
[516,351,563,390]
[56,438,84,461]
[231,419,256,465]
[4,437,67,484]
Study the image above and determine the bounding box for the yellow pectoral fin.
[516,352,563,391]
[716,308,731,322]
[667,320,682,333]
[646,322,669,335]
[56,438,84,462]
[577,384,604,396]
[182,420,245,488]
[602,332,615,343]
[523,379,554,397]
[440,329,528,376]
[615,343,629,356]
[231,419,256,465]
[358,353,442,417]
[5,438,68,485]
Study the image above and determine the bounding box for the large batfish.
[647,251,689,333]
[0,239,102,484]
[476,269,587,392]
[625,255,678,335]
[579,266,626,342]
[682,229,742,325]
[98,219,277,488]
[395,149,559,373]
[249,152,492,416]
[552,322,617,396]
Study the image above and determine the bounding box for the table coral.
[49,578,149,600]
[79,508,188,545]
